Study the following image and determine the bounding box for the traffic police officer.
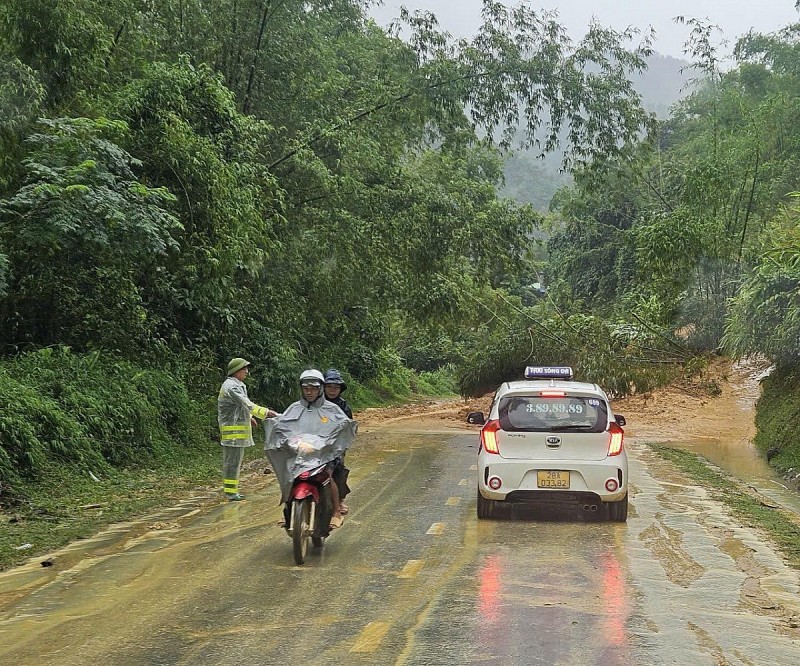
[218,358,278,500]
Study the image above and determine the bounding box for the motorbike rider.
[288,369,346,528]
[324,368,352,514]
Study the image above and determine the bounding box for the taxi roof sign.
[524,366,574,380]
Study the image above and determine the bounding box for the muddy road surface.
[2,362,800,664]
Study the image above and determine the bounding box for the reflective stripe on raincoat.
[218,376,268,447]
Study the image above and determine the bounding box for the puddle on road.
[626,358,800,514]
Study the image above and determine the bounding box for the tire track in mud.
[687,621,732,666]
[639,515,705,587]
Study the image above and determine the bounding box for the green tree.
[724,201,800,366]
[0,117,180,353]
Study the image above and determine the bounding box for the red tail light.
[481,420,501,455]
[607,422,624,456]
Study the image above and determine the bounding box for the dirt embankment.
[615,356,768,443]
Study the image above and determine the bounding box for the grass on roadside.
[347,365,458,410]
[0,442,245,571]
[650,444,800,570]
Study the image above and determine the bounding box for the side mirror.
[467,411,485,425]
[615,414,626,427]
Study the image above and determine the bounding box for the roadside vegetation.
[0,451,225,570]
[753,367,800,477]
[3,1,800,565]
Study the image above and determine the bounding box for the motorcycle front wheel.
[292,497,312,565]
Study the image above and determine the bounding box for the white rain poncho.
[218,376,269,447]
[264,392,357,503]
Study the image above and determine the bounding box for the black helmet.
[323,368,347,391]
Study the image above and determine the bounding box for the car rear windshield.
[498,395,609,433]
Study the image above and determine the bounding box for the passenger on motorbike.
[324,368,352,514]
[323,369,352,418]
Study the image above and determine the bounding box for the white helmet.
[299,369,325,387]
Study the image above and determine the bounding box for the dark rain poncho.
[264,394,357,503]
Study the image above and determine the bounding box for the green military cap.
[227,357,251,375]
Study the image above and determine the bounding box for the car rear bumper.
[503,489,606,505]
[478,454,628,502]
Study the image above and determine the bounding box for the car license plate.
[537,470,570,489]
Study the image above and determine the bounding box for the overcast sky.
[370,1,799,60]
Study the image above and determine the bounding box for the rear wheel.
[607,494,628,522]
[477,489,498,519]
[292,498,312,564]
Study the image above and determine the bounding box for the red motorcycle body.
[290,479,320,503]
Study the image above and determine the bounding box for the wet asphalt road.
[1,422,800,665]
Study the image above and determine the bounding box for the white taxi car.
[468,366,628,521]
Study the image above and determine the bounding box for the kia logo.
[546,436,561,445]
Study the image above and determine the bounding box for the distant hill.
[632,52,694,118]
[501,52,692,210]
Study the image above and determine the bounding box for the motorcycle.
[269,433,337,565]
[286,462,333,563]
